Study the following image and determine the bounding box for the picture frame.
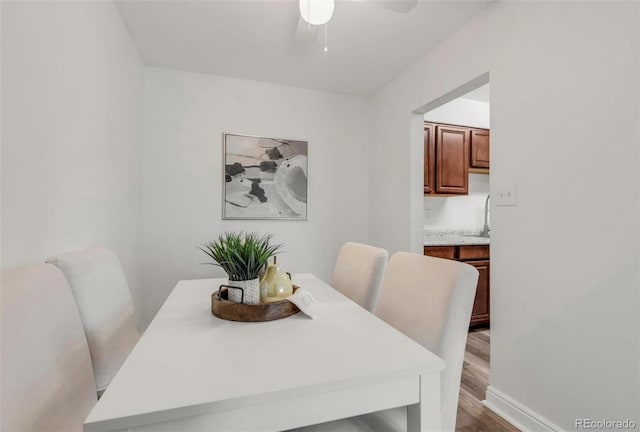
[222,133,308,220]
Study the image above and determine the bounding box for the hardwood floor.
[456,329,519,432]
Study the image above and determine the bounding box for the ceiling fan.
[294,0,418,52]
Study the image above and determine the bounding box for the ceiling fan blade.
[350,0,418,13]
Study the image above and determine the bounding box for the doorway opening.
[413,75,513,431]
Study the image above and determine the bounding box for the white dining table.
[84,274,445,432]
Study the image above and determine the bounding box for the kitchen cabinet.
[458,245,489,261]
[423,123,436,194]
[423,244,490,328]
[436,125,470,194]
[470,128,490,169]
[423,123,471,196]
[467,260,490,327]
[423,246,455,260]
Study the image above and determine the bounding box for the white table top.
[85,274,444,431]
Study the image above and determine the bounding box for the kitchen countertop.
[423,228,490,246]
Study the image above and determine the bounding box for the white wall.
[487,4,638,428]
[424,97,490,129]
[140,68,370,327]
[424,174,489,229]
[1,2,144,319]
[370,1,639,430]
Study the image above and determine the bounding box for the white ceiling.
[115,0,491,95]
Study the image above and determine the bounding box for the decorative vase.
[260,261,293,303]
[227,277,260,304]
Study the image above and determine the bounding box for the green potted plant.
[199,232,283,304]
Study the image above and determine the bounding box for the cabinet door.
[470,129,490,169]
[468,260,490,327]
[423,123,436,194]
[458,245,490,260]
[423,246,456,260]
[435,125,470,194]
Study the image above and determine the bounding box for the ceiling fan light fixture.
[299,0,335,26]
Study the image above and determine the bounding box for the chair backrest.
[332,242,389,312]
[1,264,97,431]
[374,252,479,432]
[46,247,141,392]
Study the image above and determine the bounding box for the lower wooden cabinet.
[423,246,455,260]
[467,260,490,327]
[423,244,490,328]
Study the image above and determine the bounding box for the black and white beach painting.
[223,133,308,220]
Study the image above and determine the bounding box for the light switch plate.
[495,184,517,206]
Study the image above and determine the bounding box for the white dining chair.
[47,247,141,394]
[1,263,97,431]
[291,252,479,432]
[332,242,389,312]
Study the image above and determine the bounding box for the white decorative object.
[299,0,334,26]
[228,277,260,304]
[285,287,322,319]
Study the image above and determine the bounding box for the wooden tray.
[211,286,300,322]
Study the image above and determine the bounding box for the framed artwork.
[223,133,308,220]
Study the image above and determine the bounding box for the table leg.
[407,373,441,432]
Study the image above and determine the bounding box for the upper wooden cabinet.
[424,122,489,196]
[423,123,436,194]
[435,125,470,194]
[470,128,490,169]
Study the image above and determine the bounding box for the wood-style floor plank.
[456,329,520,432]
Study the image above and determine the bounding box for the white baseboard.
[483,386,565,432]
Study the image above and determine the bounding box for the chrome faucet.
[481,194,490,237]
